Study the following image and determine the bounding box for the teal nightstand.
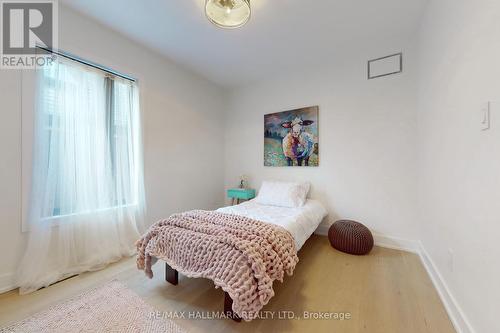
[227,188,256,205]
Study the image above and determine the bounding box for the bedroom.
[0,0,498,332]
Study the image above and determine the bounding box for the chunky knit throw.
[136,210,299,321]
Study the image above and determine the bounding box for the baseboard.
[0,272,16,294]
[372,233,420,253]
[418,243,475,333]
[314,223,330,236]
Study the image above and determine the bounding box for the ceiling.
[61,0,428,87]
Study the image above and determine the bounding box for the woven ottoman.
[328,220,374,255]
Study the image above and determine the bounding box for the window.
[18,53,145,293]
[29,57,143,220]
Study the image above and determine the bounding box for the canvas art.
[264,106,319,167]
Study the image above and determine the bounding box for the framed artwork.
[264,106,319,167]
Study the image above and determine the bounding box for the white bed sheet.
[217,199,327,250]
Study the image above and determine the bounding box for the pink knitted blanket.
[136,210,299,321]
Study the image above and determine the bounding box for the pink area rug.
[0,281,185,333]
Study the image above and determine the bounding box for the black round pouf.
[328,220,374,255]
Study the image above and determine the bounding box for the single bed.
[136,182,327,322]
[217,198,327,251]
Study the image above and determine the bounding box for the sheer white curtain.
[17,58,145,294]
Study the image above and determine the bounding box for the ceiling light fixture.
[205,0,251,29]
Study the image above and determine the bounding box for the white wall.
[224,42,419,241]
[0,5,226,292]
[2,4,497,331]
[417,1,500,332]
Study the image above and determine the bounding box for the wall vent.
[368,53,403,79]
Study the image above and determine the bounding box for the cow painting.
[264,106,319,167]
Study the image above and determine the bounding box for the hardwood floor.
[0,235,455,333]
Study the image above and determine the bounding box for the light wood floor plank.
[0,235,455,333]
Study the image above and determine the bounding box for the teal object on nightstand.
[227,188,256,205]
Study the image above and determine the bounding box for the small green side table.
[227,188,256,205]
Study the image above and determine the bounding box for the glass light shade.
[205,0,251,29]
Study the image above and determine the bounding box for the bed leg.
[224,291,242,322]
[165,263,178,285]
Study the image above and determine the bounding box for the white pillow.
[255,181,310,208]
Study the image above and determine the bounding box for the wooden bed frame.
[165,262,242,322]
